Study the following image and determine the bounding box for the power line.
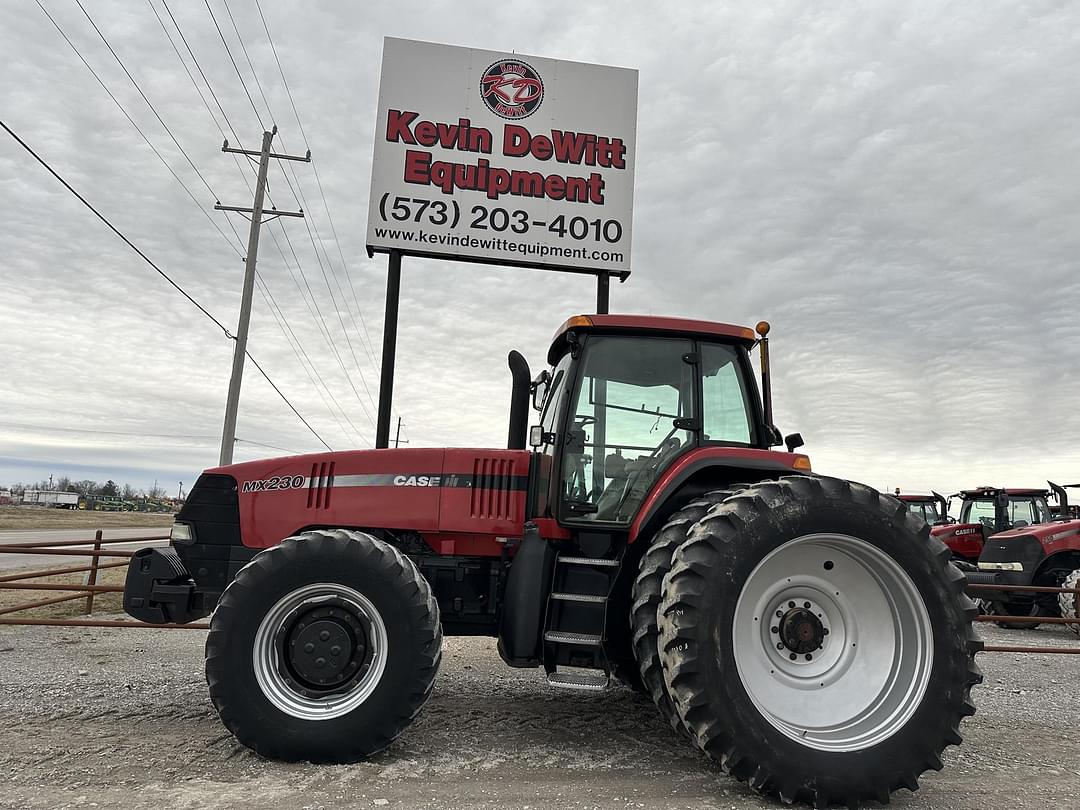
[37,0,244,258]
[160,0,244,150]
[221,0,276,125]
[252,0,380,365]
[73,0,221,203]
[195,3,374,437]
[255,272,369,445]
[272,219,375,427]
[0,419,301,456]
[1,119,332,452]
[203,0,265,129]
[0,420,216,441]
[146,0,262,205]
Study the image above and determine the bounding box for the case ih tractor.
[930,486,1052,564]
[893,491,950,526]
[124,314,980,807]
[968,483,1080,632]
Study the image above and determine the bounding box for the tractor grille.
[470,456,515,520]
[306,460,336,509]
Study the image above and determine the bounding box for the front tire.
[659,476,981,806]
[206,529,442,762]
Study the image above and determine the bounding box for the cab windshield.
[961,496,1050,529]
[906,500,942,524]
[559,335,754,524]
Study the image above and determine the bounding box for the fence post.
[84,529,102,615]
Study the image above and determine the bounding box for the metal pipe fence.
[968,581,1080,654]
[0,530,208,630]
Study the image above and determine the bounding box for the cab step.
[546,667,609,691]
[544,630,602,646]
[551,592,606,603]
[558,556,619,567]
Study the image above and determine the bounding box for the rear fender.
[628,450,802,544]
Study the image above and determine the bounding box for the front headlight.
[977,561,1023,572]
[170,522,195,544]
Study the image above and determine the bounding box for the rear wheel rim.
[732,533,934,752]
[253,583,389,721]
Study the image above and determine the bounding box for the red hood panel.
[211,448,531,549]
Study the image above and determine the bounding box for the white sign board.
[366,38,638,274]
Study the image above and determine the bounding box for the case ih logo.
[479,59,544,119]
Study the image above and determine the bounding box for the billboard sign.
[366,38,638,274]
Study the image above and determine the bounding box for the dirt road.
[0,622,1077,809]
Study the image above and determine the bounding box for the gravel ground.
[0,621,1077,810]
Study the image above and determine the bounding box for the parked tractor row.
[17,490,177,512]
[896,485,1080,634]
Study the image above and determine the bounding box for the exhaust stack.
[507,350,531,450]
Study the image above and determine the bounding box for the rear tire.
[205,529,442,762]
[659,476,981,806]
[631,488,743,736]
[1059,569,1080,637]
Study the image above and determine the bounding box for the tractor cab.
[931,486,1051,562]
[895,491,950,525]
[525,315,808,539]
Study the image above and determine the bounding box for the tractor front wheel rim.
[732,533,934,752]
[253,583,389,721]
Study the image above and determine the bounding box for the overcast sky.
[1,1,1078,499]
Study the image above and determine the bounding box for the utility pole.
[215,126,309,466]
[393,416,409,449]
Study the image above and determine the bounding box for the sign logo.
[480,59,544,119]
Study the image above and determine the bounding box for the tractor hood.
[930,522,984,561]
[206,447,532,550]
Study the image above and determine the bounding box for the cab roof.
[549,314,757,363]
[958,487,1048,498]
[896,493,937,502]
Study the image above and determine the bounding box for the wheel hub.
[285,608,367,690]
[778,606,825,655]
[272,594,376,699]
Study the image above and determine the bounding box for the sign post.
[366,38,639,447]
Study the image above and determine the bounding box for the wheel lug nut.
[315,657,326,668]
[304,643,315,653]
[805,654,813,661]
[770,626,779,634]
[319,630,331,641]
[803,602,811,609]
[776,643,784,650]
[776,610,784,618]
[330,645,342,656]
[823,628,830,635]
[788,601,795,608]
[789,653,797,661]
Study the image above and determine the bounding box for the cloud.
[1,1,1077,495]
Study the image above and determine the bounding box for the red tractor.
[968,483,1080,632]
[930,486,1053,564]
[123,314,979,806]
[894,491,950,526]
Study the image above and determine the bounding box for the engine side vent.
[306,460,336,509]
[470,456,515,520]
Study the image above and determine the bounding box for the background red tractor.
[894,491,951,526]
[124,314,980,806]
[969,483,1080,632]
[931,486,1052,563]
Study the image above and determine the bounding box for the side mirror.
[531,370,550,411]
[784,432,804,452]
[529,425,544,448]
